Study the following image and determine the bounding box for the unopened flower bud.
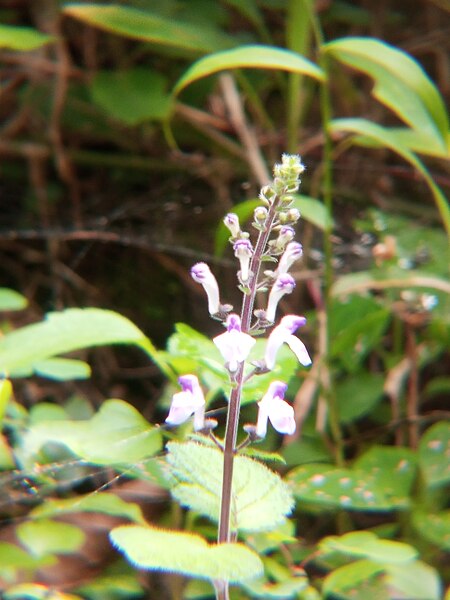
[266,274,296,322]
[191,262,220,315]
[233,239,253,283]
[254,206,268,224]
[287,208,301,223]
[224,213,240,238]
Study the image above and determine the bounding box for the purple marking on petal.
[280,315,307,334]
[190,262,208,282]
[275,274,295,291]
[178,374,196,392]
[226,313,241,332]
[271,381,288,400]
[233,239,253,253]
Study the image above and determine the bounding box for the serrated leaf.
[63,4,233,53]
[324,37,448,146]
[0,24,54,50]
[418,421,450,487]
[110,524,263,583]
[90,69,173,125]
[17,519,85,557]
[0,308,156,378]
[166,441,294,532]
[0,288,27,311]
[22,399,162,465]
[33,358,91,381]
[412,509,450,550]
[174,45,325,96]
[320,531,418,564]
[31,491,146,524]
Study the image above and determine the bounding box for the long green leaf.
[63,4,233,53]
[0,308,155,378]
[324,37,449,147]
[330,118,450,237]
[0,24,54,50]
[110,525,263,583]
[173,45,325,96]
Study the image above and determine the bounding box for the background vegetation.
[0,1,449,599]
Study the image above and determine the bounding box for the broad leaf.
[384,560,442,600]
[0,542,54,571]
[412,509,450,551]
[174,45,325,96]
[4,585,81,600]
[33,358,91,381]
[0,308,156,378]
[166,441,294,532]
[0,24,54,50]
[110,524,263,583]
[63,4,234,53]
[17,519,85,557]
[0,288,27,311]
[90,69,173,125]
[324,37,448,146]
[322,559,386,598]
[336,373,385,424]
[22,399,162,466]
[320,531,418,564]
[418,421,450,487]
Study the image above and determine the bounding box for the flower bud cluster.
[165,154,311,439]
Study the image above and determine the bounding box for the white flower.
[233,239,253,282]
[265,315,311,370]
[265,274,296,323]
[165,374,205,431]
[224,213,240,238]
[256,381,296,438]
[213,314,255,373]
[191,262,220,315]
[276,242,303,275]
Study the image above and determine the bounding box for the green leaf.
[329,118,450,237]
[320,531,418,564]
[63,4,234,53]
[0,24,54,50]
[31,491,146,525]
[322,559,386,598]
[17,519,85,557]
[384,560,442,600]
[324,37,449,146]
[33,358,91,381]
[0,379,12,423]
[243,572,309,598]
[166,441,294,532]
[90,69,173,125]
[353,446,416,508]
[110,524,263,583]
[0,308,152,378]
[4,585,82,600]
[293,195,334,230]
[288,463,396,511]
[0,542,54,571]
[387,127,449,159]
[22,399,162,466]
[335,373,385,424]
[0,288,27,311]
[418,421,450,487]
[412,509,450,550]
[173,45,325,96]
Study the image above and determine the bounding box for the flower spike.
[165,374,206,431]
[213,313,256,373]
[191,262,221,316]
[265,274,296,323]
[256,381,296,438]
[265,315,311,370]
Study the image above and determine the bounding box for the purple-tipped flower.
[165,374,205,431]
[224,213,240,238]
[275,226,295,250]
[276,242,303,275]
[213,313,256,373]
[265,315,311,370]
[256,381,296,438]
[266,274,296,322]
[233,239,253,282]
[191,262,220,315]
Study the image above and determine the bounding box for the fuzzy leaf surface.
[418,421,450,487]
[166,441,294,532]
[110,524,263,582]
